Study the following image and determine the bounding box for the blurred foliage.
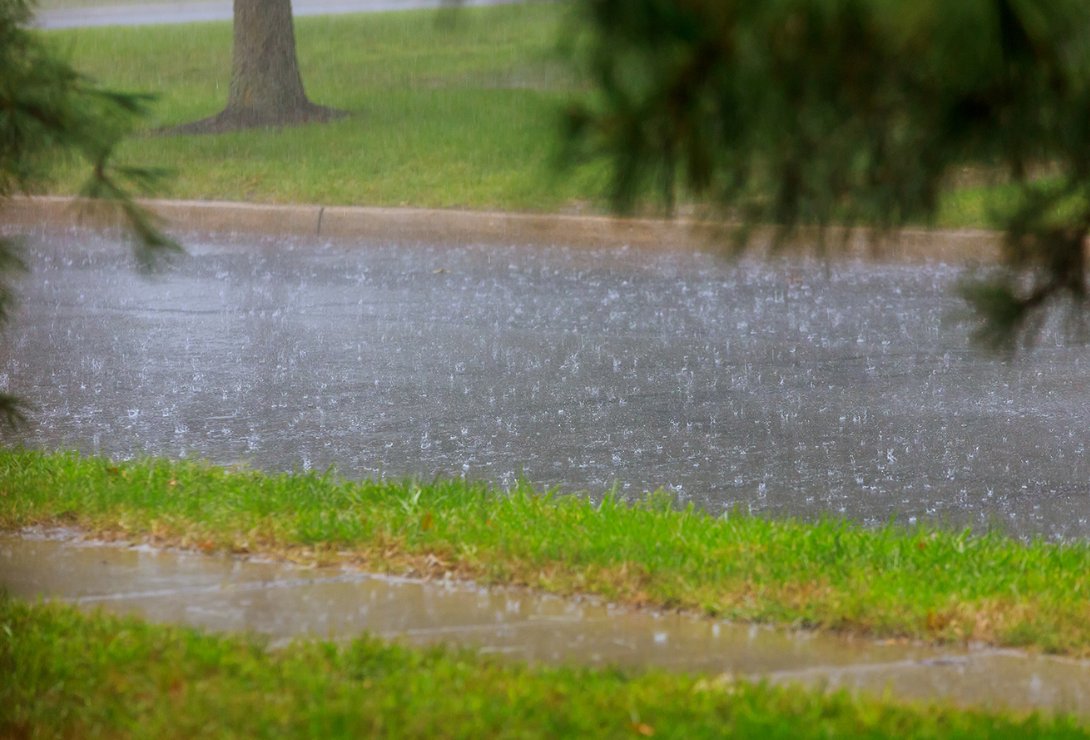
[565,0,1090,348]
[0,0,179,425]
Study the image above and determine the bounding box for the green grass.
[33,5,1014,227]
[3,597,1086,738]
[4,448,1090,655]
[37,4,612,214]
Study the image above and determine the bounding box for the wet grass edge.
[3,448,1090,656]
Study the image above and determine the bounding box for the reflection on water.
[3,230,1089,538]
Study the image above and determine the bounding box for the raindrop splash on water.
[3,231,1089,539]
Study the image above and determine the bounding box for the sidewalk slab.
[4,531,1090,716]
[34,0,522,30]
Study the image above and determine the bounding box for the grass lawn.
[6,598,1086,739]
[4,449,1090,657]
[37,4,613,214]
[33,2,1011,228]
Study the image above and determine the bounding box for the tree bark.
[172,0,343,134]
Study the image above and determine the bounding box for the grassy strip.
[4,449,1090,655]
[2,598,1085,738]
[33,4,1011,228]
[37,5,611,215]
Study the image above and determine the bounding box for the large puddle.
[3,230,1088,538]
[5,531,1090,716]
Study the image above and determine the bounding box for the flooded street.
[3,229,1089,538]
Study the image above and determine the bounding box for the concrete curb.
[3,195,1002,262]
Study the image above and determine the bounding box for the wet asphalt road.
[4,229,1089,539]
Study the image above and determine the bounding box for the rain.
[5,228,1088,540]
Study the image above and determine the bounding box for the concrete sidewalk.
[35,0,522,29]
[6,530,1090,717]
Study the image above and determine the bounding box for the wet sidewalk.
[35,0,521,30]
[4,530,1090,716]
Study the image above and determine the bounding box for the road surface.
[36,0,523,29]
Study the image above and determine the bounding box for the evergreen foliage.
[566,0,1090,347]
[0,0,178,424]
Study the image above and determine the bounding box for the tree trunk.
[172,0,343,134]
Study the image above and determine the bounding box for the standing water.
[3,229,1088,539]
